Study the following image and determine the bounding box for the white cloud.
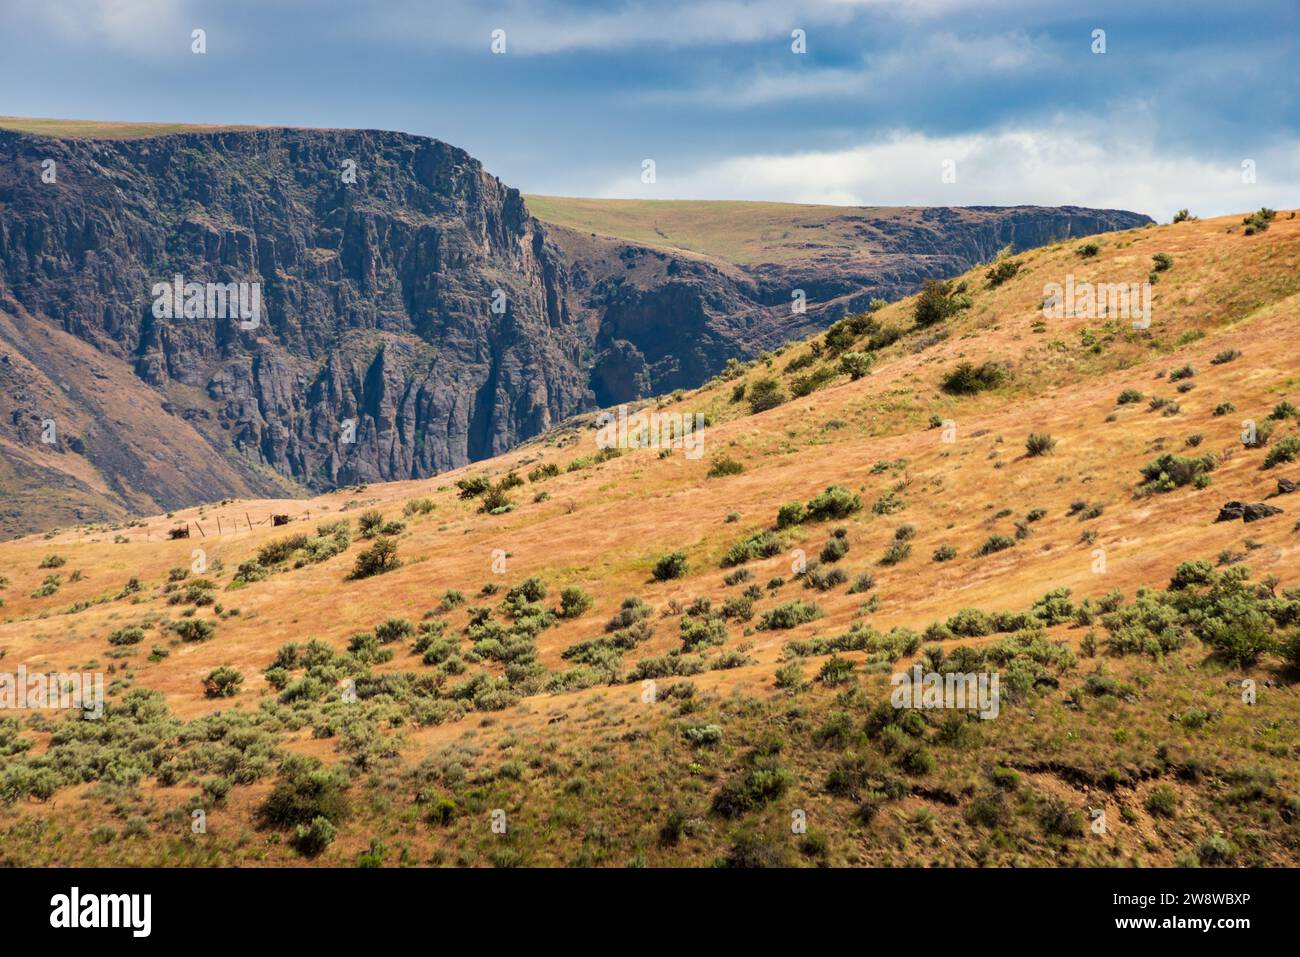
[642,29,1055,106]
[367,0,1038,55]
[5,0,191,58]
[591,121,1300,218]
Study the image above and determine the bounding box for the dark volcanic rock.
[1219,500,1284,522]
[1216,501,1248,522]
[1277,478,1298,495]
[0,127,591,495]
[1244,502,1283,522]
[0,124,1153,520]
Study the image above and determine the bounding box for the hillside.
[525,195,1147,267]
[2,209,1298,867]
[0,118,1147,537]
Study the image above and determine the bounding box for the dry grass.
[3,210,1300,866]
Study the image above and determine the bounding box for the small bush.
[914,278,968,327]
[1263,436,1300,469]
[349,538,400,579]
[941,361,1008,396]
[259,755,351,830]
[108,626,146,646]
[819,536,850,563]
[203,666,244,698]
[880,541,911,566]
[172,619,215,642]
[357,509,385,537]
[293,816,337,857]
[932,544,957,562]
[1137,453,1216,495]
[708,456,744,478]
[1242,207,1275,235]
[1145,785,1178,818]
[976,535,1015,557]
[748,378,786,414]
[839,351,874,380]
[653,552,689,581]
[758,600,824,630]
[558,586,593,618]
[1025,433,1056,456]
[805,485,863,522]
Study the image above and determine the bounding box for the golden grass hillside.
[2,209,1299,867]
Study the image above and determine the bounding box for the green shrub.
[1151,252,1173,272]
[357,508,386,536]
[349,537,400,579]
[1137,452,1216,494]
[259,755,350,829]
[932,544,957,562]
[708,456,744,478]
[802,563,847,591]
[941,361,1008,395]
[1242,207,1275,235]
[976,535,1014,557]
[848,572,875,594]
[805,485,863,522]
[817,655,855,686]
[776,501,806,529]
[946,607,993,637]
[985,251,1021,287]
[713,761,795,817]
[680,615,728,651]
[1145,785,1178,818]
[758,600,824,630]
[791,366,838,397]
[172,619,215,642]
[203,666,244,698]
[914,278,968,326]
[880,541,911,566]
[1117,388,1144,405]
[558,586,593,618]
[653,552,689,581]
[839,352,873,380]
[1038,796,1085,837]
[108,626,146,646]
[1025,433,1056,456]
[375,618,414,643]
[1263,436,1300,469]
[293,816,337,857]
[748,377,786,414]
[819,535,849,563]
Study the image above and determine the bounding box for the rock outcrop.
[0,124,1151,535]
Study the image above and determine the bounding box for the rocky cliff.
[0,124,1151,535]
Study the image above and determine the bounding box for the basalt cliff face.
[0,125,1150,535]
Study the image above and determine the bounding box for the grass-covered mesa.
[2,208,1300,867]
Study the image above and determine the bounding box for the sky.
[1,0,1297,219]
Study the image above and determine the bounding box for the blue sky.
[2,0,1296,218]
